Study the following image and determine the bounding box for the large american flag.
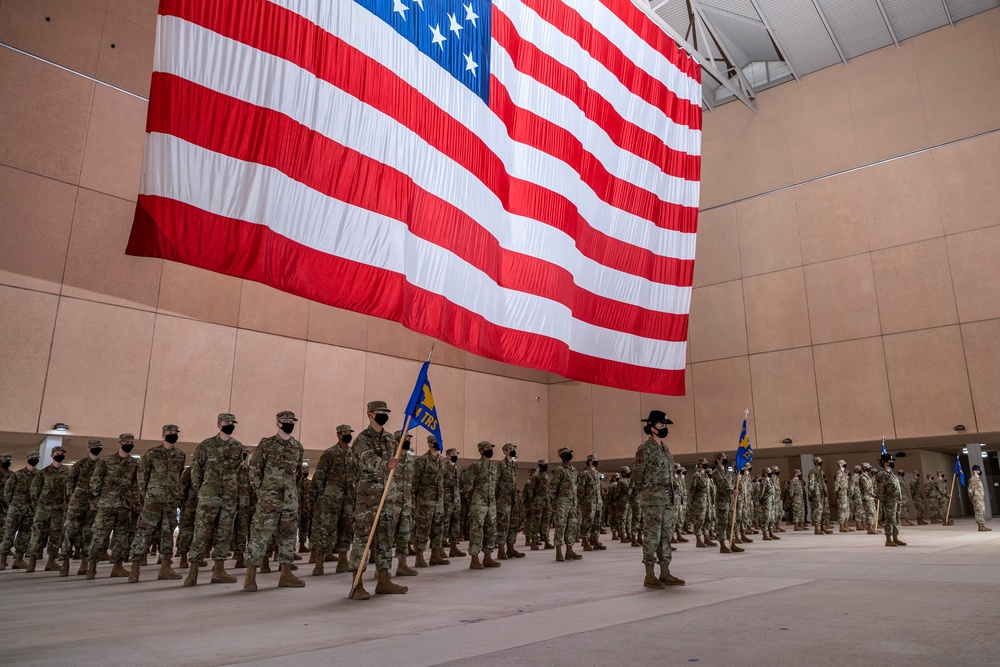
[127,0,702,395]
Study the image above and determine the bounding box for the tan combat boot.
[0,553,6,570]
[867,525,877,535]
[496,544,507,560]
[312,557,325,576]
[555,545,565,562]
[719,541,731,554]
[658,564,685,586]
[839,522,848,533]
[814,525,823,535]
[530,539,540,551]
[179,553,189,568]
[704,535,717,547]
[565,545,583,560]
[893,536,907,546]
[211,560,236,584]
[544,539,555,550]
[110,560,129,577]
[762,531,773,541]
[741,530,753,543]
[429,548,451,565]
[336,552,350,573]
[233,551,245,569]
[507,543,526,558]
[158,558,182,580]
[349,575,371,600]
[770,530,780,540]
[25,555,37,572]
[469,553,483,569]
[243,564,258,592]
[675,532,689,544]
[44,554,59,572]
[643,563,665,589]
[449,543,467,557]
[59,557,70,577]
[979,522,990,532]
[278,563,306,588]
[415,550,430,567]
[885,536,897,547]
[308,549,317,564]
[483,551,501,567]
[630,536,640,547]
[77,559,88,575]
[375,568,408,594]
[917,518,928,525]
[582,537,592,552]
[259,557,272,574]
[128,561,142,583]
[183,563,199,586]
[85,560,97,580]
[396,556,417,577]
[695,535,706,548]
[731,541,745,553]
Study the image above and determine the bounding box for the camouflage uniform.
[859,468,876,530]
[807,459,831,531]
[897,471,912,524]
[297,467,313,551]
[789,472,806,527]
[849,468,863,527]
[27,458,70,561]
[348,419,403,573]
[392,440,414,564]
[549,447,580,556]
[738,471,753,537]
[0,456,12,524]
[910,473,927,523]
[969,471,988,526]
[246,418,304,568]
[526,461,551,548]
[413,440,446,557]
[311,427,358,560]
[759,469,776,538]
[188,418,244,565]
[705,472,717,538]
[711,456,736,548]
[577,455,602,550]
[494,443,521,556]
[465,441,499,563]
[233,455,251,561]
[875,465,903,544]
[443,449,463,551]
[688,459,711,543]
[615,471,632,542]
[60,442,101,567]
[0,456,39,564]
[834,464,850,528]
[934,475,948,522]
[130,437,186,563]
[88,441,139,566]
[633,417,683,586]
[672,468,688,538]
[176,467,199,563]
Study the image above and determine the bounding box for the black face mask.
[120,445,134,454]
[221,424,236,435]
[450,455,458,463]
[539,464,548,473]
[483,449,494,458]
[164,434,179,444]
[53,454,66,463]
[889,462,895,469]
[592,461,599,469]
[653,426,669,438]
[722,459,729,467]
[509,449,517,458]
[373,413,389,426]
[90,448,102,456]
[560,452,573,463]
[1,461,10,469]
[279,423,295,434]
[28,458,40,466]
[341,434,353,445]
[622,472,630,478]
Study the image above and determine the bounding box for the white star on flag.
[392,0,408,19]
[430,24,446,50]
[447,12,463,35]
[464,51,478,77]
[413,0,424,8]
[464,2,478,27]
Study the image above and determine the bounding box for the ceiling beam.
[810,0,848,65]
[689,0,758,98]
[747,0,801,81]
[940,0,955,27]
[873,0,899,47]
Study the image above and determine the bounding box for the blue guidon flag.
[735,410,752,472]
[404,360,444,451]
[954,455,965,486]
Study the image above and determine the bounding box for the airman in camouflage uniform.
[412,434,449,567]
[807,456,833,534]
[184,414,244,587]
[936,472,953,525]
[549,446,581,562]
[771,467,785,533]
[176,466,199,568]
[495,443,524,560]
[26,445,69,572]
[128,425,187,582]
[970,465,991,531]
[392,432,417,579]
[59,440,102,575]
[0,453,39,570]
[897,470,914,526]
[926,473,942,523]
[578,454,604,551]
[0,455,12,524]
[834,460,851,532]
[712,452,742,554]
[860,464,877,533]
[348,400,408,600]
[233,447,251,568]
[910,470,927,524]
[443,448,465,557]
[875,454,905,547]
[616,466,632,543]
[760,468,778,541]
[86,435,139,579]
[311,425,358,575]
[789,469,806,529]
[671,466,688,544]
[243,411,305,591]
[466,440,501,570]
[633,410,683,588]
[297,464,313,553]
[526,460,553,550]
[849,466,863,529]
[689,458,714,548]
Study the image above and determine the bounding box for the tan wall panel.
[504,378,548,463]
[298,342,367,448]
[931,132,1000,236]
[237,281,310,340]
[736,190,802,278]
[688,281,747,362]
[140,314,237,443]
[883,326,976,438]
[95,11,155,97]
[691,205,739,288]
[107,0,157,29]
[743,267,811,354]
[641,366,696,455]
[788,114,859,183]
[426,363,466,456]
[730,138,794,207]
[39,297,155,438]
[813,337,895,444]
[749,347,821,449]
[587,385,640,460]
[229,329,307,448]
[962,320,1000,433]
[781,63,852,132]
[804,254,881,344]
[360,352,421,437]
[862,152,944,251]
[61,188,162,310]
[728,92,787,148]
[908,10,998,91]
[306,302,369,351]
[463,371,506,457]
[921,71,1000,147]
[851,92,929,166]
[0,0,105,76]
[368,317,437,363]
[947,226,1000,323]
[0,286,59,433]
[156,261,242,327]
[78,86,145,201]
[872,238,958,334]
[794,172,870,265]
[846,40,921,112]
[0,166,77,293]
[548,382,592,460]
[0,49,93,184]
[698,150,734,209]
[699,104,732,158]
[502,362,549,384]
[692,357,755,455]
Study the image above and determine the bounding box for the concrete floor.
[1,521,997,666]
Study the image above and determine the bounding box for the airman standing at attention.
[969,465,991,531]
[26,445,70,572]
[789,469,806,530]
[412,434,449,567]
[671,466,688,544]
[689,458,712,548]
[0,453,40,570]
[391,432,417,579]
[297,463,313,554]
[233,447,251,569]
[859,464,877,534]
[926,473,942,523]
[897,470,914,526]
[849,466,863,530]
[616,466,632,544]
[937,472,954,526]
[443,448,465,558]
[633,410,683,588]
[176,465,199,568]
[311,425,358,575]
[712,452,741,554]
[243,411,305,592]
[184,414,243,587]
[0,455,12,523]
[495,443,524,560]
[526,460,552,550]
[578,454,603,552]
[466,441,501,570]
[59,441,102,575]
[834,460,851,532]
[807,456,833,534]
[760,468,777,541]
[128,425,187,582]
[875,454,905,547]
[86,435,139,579]
[549,447,581,562]
[910,471,927,525]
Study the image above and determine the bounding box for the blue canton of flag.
[353,0,492,103]
[404,360,444,451]
[735,411,752,472]
[954,455,965,486]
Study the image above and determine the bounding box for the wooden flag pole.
[875,499,881,532]
[728,469,742,546]
[943,473,958,525]
[350,344,434,596]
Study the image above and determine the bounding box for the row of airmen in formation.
[0,402,991,595]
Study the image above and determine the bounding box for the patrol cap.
[87,439,102,448]
[428,435,439,445]
[763,467,772,473]
[696,458,709,466]
[477,440,494,452]
[218,413,238,423]
[896,469,905,474]
[854,465,862,472]
[586,454,598,462]
[793,469,801,475]
[772,466,781,473]
[276,411,298,422]
[502,442,514,453]
[119,433,135,443]
[814,456,823,464]
[0,454,11,461]
[837,459,846,466]
[619,465,630,473]
[715,452,726,461]
[162,424,180,434]
[26,451,39,460]
[973,464,982,472]
[862,462,871,469]
[366,400,390,413]
[51,444,66,454]
[445,448,459,456]
[557,447,572,456]
[538,459,549,466]
[336,424,354,433]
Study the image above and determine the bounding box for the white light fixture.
[982,452,989,459]
[963,448,969,454]
[53,423,69,431]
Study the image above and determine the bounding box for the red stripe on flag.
[127,195,687,395]
[596,0,702,84]
[157,0,698,237]
[146,73,690,342]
